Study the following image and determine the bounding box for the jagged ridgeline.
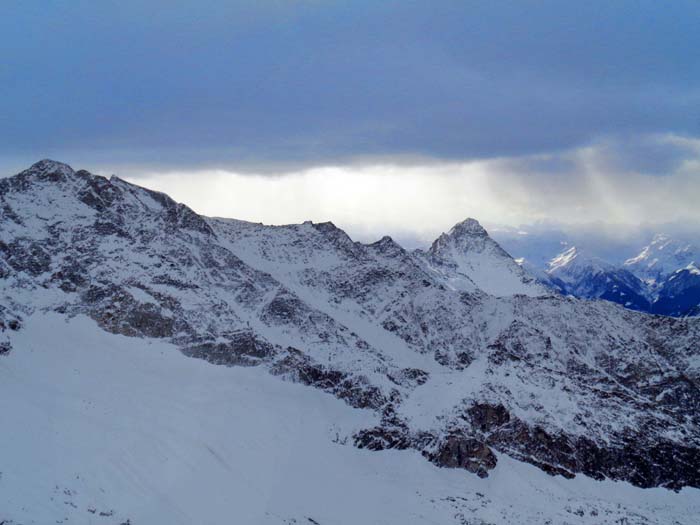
[2,160,700,490]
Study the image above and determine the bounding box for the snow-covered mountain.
[545,246,651,311]
[414,218,549,297]
[654,263,700,317]
[625,234,699,286]
[500,229,700,317]
[2,160,700,524]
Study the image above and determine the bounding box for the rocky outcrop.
[183,332,276,367]
[429,434,497,478]
[0,306,21,356]
[271,348,387,410]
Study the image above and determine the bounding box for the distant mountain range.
[494,230,700,317]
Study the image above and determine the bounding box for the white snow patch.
[1,313,699,524]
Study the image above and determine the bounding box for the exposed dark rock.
[428,433,497,478]
[271,348,386,410]
[183,332,275,367]
[354,404,414,451]
[467,403,510,432]
[263,293,305,324]
[0,314,21,334]
[93,220,130,238]
[77,173,122,212]
[98,303,175,338]
[387,368,429,388]
[0,307,22,356]
[51,267,88,292]
[138,185,214,236]
[0,199,23,225]
[456,402,700,489]
[0,239,51,276]
[82,284,177,338]
[152,274,200,290]
[354,425,413,451]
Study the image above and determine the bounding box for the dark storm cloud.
[583,135,700,176]
[2,1,699,171]
[490,134,700,178]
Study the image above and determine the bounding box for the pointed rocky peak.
[20,159,75,182]
[549,245,578,266]
[310,220,338,233]
[422,217,549,297]
[371,235,394,246]
[2,159,86,197]
[547,246,613,276]
[368,235,406,258]
[310,221,354,243]
[304,220,364,260]
[548,246,581,272]
[374,235,396,245]
[430,218,502,257]
[28,158,75,175]
[447,217,489,238]
[3,160,214,237]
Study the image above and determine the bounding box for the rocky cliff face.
[2,160,700,491]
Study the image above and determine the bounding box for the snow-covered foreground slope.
[2,312,699,525]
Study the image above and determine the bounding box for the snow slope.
[2,312,699,525]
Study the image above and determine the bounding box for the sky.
[2,1,699,244]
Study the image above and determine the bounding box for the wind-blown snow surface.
[2,313,698,525]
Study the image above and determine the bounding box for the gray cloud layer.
[121,134,700,247]
[2,1,700,171]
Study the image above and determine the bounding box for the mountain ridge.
[2,161,700,514]
[499,229,700,317]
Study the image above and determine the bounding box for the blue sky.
[2,1,699,237]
